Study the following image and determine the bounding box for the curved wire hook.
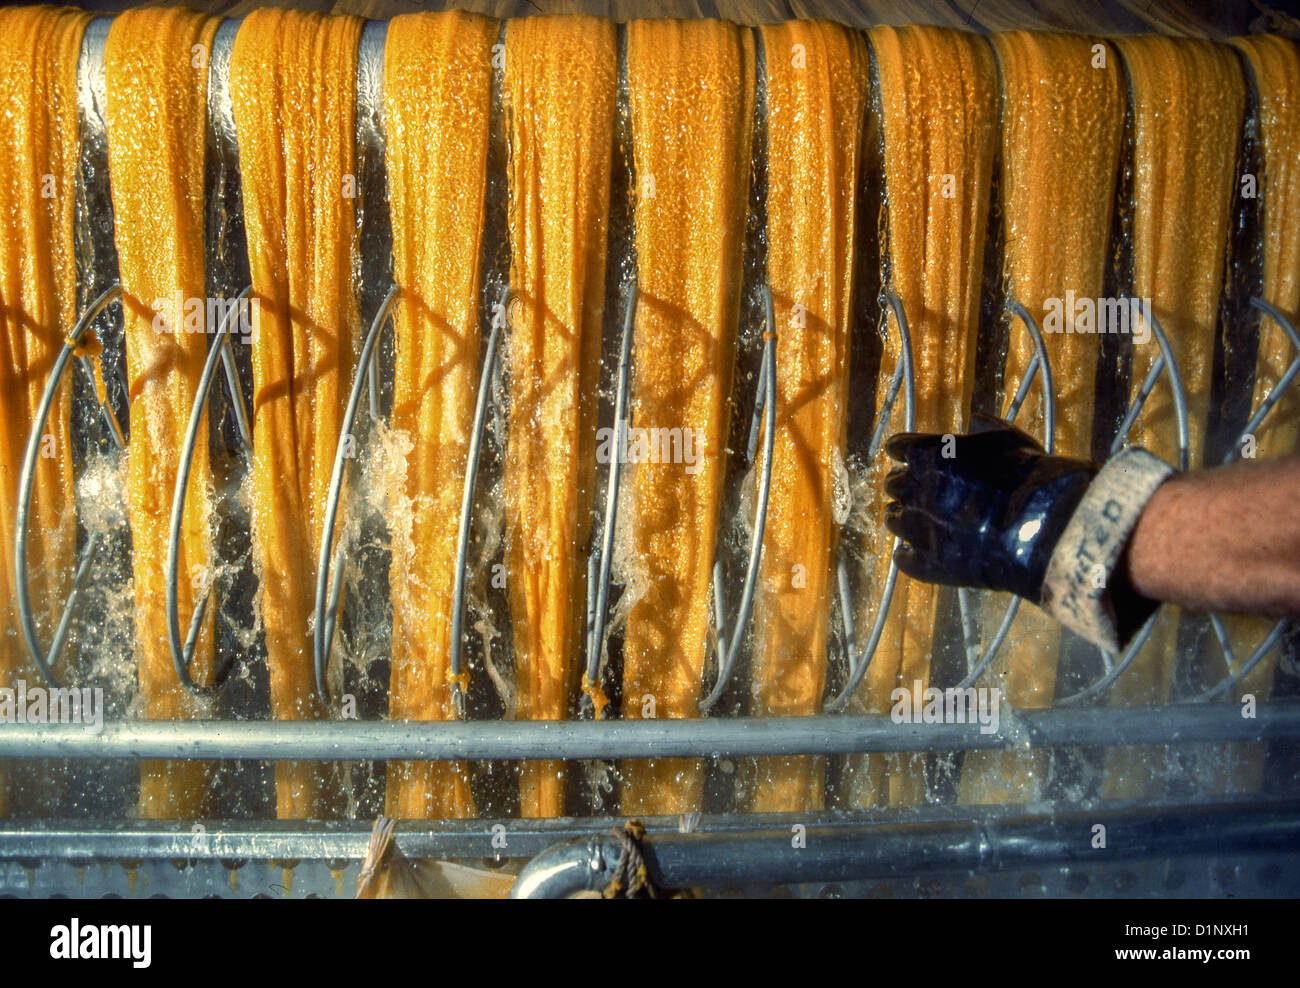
[446,285,511,720]
[313,285,399,707]
[165,286,254,695]
[1057,307,1190,706]
[579,279,637,720]
[15,284,126,687]
[1194,613,1288,703]
[950,297,1057,691]
[1187,297,1299,702]
[1223,298,1300,463]
[699,285,778,714]
[823,292,916,713]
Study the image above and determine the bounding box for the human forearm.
[1121,454,1300,618]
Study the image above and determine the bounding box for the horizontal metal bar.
[650,805,1300,888]
[0,807,978,863]
[4,799,1296,870]
[0,702,1296,761]
[514,800,1300,896]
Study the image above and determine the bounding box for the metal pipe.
[510,834,621,898]
[823,291,915,712]
[1056,309,1191,707]
[700,285,778,713]
[14,285,126,689]
[166,286,253,695]
[447,286,510,718]
[0,702,1297,761]
[0,806,1010,862]
[582,279,638,716]
[313,285,399,706]
[6,800,1293,885]
[950,297,1055,690]
[512,800,1300,896]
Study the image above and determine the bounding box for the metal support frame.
[313,285,398,707]
[3,799,1294,882]
[823,292,916,711]
[699,285,777,712]
[166,286,253,694]
[950,297,1057,690]
[510,799,1300,897]
[14,285,126,689]
[15,20,1293,905]
[824,294,1052,711]
[16,277,1297,766]
[38,7,1292,753]
[580,281,638,718]
[0,701,1296,761]
[1053,308,1191,704]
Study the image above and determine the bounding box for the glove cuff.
[1039,447,1174,653]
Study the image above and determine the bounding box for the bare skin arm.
[1120,454,1300,618]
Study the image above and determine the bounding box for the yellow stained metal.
[383,10,496,820]
[503,15,616,819]
[1103,37,1243,799]
[0,5,90,816]
[750,20,867,813]
[106,7,220,820]
[845,25,997,809]
[959,31,1123,805]
[620,19,755,816]
[230,8,363,819]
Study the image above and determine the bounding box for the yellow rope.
[602,819,656,899]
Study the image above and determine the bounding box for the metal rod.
[511,800,1300,897]
[14,285,125,688]
[1058,309,1189,706]
[77,355,128,451]
[867,354,906,459]
[320,540,348,678]
[219,330,254,449]
[312,285,399,706]
[1228,297,1300,457]
[835,553,857,662]
[745,325,769,463]
[581,280,637,718]
[44,535,100,678]
[950,298,1055,691]
[956,586,982,672]
[711,558,727,662]
[1145,309,1192,473]
[447,285,510,719]
[1004,353,1039,425]
[1058,612,1159,707]
[0,807,979,862]
[5,799,1293,868]
[3,701,1295,761]
[700,285,778,713]
[166,286,254,694]
[823,292,915,713]
[1107,309,1190,468]
[1111,356,1165,456]
[1004,298,1056,449]
[1194,614,1287,703]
